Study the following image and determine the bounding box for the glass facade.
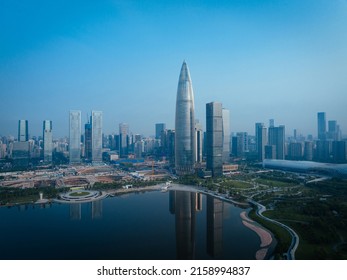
[222,108,230,163]
[69,110,81,163]
[175,61,196,175]
[119,123,129,158]
[255,122,267,161]
[18,120,28,142]
[206,102,223,177]
[268,125,285,160]
[43,120,53,163]
[317,112,326,140]
[91,111,103,162]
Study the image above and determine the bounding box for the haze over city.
[1,0,347,137]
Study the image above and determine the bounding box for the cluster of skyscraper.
[1,61,346,172]
[254,113,345,163]
[5,119,53,168]
[174,61,230,177]
[69,110,103,163]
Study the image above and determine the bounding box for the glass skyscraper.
[43,120,53,163]
[206,102,223,177]
[155,123,166,140]
[18,120,28,142]
[222,108,230,163]
[175,61,196,175]
[255,122,267,161]
[91,111,103,163]
[268,125,285,160]
[317,112,326,140]
[69,110,81,163]
[119,123,129,158]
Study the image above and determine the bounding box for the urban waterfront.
[0,190,273,260]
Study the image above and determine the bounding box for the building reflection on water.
[69,200,103,220]
[170,190,225,259]
[69,204,81,220]
[206,195,223,258]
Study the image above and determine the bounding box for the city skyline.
[1,0,347,137]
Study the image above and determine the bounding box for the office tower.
[222,108,230,163]
[195,120,203,163]
[255,123,267,161]
[265,145,276,159]
[155,123,166,140]
[268,125,285,160]
[134,140,144,158]
[84,119,92,160]
[293,129,297,140]
[18,120,29,142]
[175,61,196,175]
[315,140,331,162]
[119,123,129,158]
[237,132,249,156]
[231,136,238,156]
[317,112,326,140]
[91,111,102,163]
[69,110,81,163]
[269,119,275,128]
[134,134,142,143]
[206,102,223,177]
[332,141,347,163]
[288,142,303,160]
[304,141,313,161]
[327,120,339,141]
[166,129,175,165]
[43,120,53,163]
[12,142,30,167]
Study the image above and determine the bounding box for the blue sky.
[1,0,346,138]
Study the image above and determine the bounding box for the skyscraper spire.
[175,61,196,175]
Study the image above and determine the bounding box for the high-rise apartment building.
[69,110,81,163]
[18,120,29,142]
[206,102,223,177]
[175,61,196,175]
[317,112,326,140]
[255,123,267,161]
[43,120,53,163]
[91,111,102,163]
[222,108,230,163]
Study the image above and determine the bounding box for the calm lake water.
[0,190,270,260]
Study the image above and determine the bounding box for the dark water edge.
[0,190,274,260]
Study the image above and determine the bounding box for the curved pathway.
[248,199,299,260]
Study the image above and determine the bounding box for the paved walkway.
[248,199,299,260]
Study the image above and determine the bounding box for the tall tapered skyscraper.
[175,61,196,175]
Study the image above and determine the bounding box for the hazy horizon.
[1,0,346,138]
